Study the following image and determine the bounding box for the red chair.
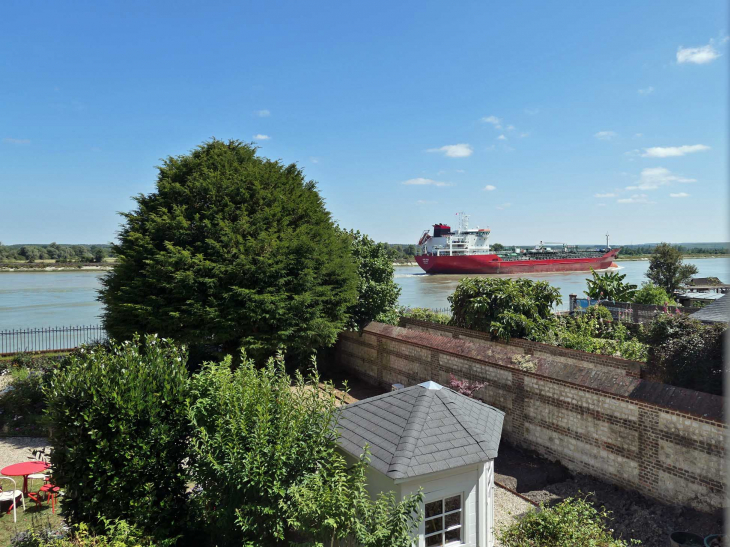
[39,484,60,513]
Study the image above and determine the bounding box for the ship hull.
[415,250,619,275]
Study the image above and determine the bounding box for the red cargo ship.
[415,214,620,275]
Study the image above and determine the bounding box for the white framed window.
[424,494,463,546]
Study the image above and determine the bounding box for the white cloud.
[481,115,502,129]
[524,108,539,115]
[252,134,270,140]
[2,138,30,145]
[618,194,652,204]
[640,144,710,158]
[310,157,320,163]
[594,193,616,198]
[638,87,654,95]
[455,169,466,174]
[519,132,530,138]
[670,192,690,198]
[495,202,511,210]
[254,109,270,117]
[594,131,617,140]
[403,177,453,187]
[417,199,437,204]
[627,167,696,190]
[634,133,643,138]
[427,143,473,158]
[677,43,720,64]
[497,134,507,141]
[506,125,515,131]
[483,185,496,191]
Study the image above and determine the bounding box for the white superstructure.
[419,213,492,257]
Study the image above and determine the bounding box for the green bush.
[0,368,53,435]
[632,282,677,306]
[44,336,191,539]
[585,269,636,302]
[449,278,562,340]
[11,519,162,547]
[497,495,640,547]
[188,354,422,546]
[343,230,401,329]
[99,139,358,363]
[401,307,451,325]
[644,313,725,394]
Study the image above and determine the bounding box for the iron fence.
[0,325,108,355]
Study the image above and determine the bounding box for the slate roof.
[335,381,505,480]
[690,294,730,324]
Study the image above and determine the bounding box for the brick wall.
[400,318,642,378]
[336,322,725,512]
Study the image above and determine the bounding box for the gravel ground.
[495,442,724,547]
[0,437,51,469]
[493,486,536,547]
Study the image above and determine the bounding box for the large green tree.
[343,229,401,329]
[585,269,637,302]
[99,140,358,361]
[646,242,698,295]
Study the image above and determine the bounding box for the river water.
[0,258,728,329]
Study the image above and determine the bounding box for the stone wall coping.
[400,318,642,375]
[360,322,724,425]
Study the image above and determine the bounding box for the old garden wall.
[335,322,725,512]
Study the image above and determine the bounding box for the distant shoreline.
[0,263,113,273]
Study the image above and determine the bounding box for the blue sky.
[1,0,727,245]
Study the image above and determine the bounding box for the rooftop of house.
[689,294,730,324]
[335,381,505,480]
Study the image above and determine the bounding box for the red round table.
[1,461,49,494]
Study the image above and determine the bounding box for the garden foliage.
[400,307,451,325]
[585,269,637,302]
[449,278,562,340]
[497,495,640,547]
[99,139,358,363]
[343,229,401,329]
[11,519,162,547]
[632,282,677,306]
[646,243,698,295]
[644,313,725,395]
[187,354,421,546]
[44,336,191,539]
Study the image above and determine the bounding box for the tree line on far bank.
[0,242,114,263]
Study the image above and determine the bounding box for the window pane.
[425,517,443,535]
[445,528,461,543]
[445,495,461,512]
[425,500,442,518]
[426,533,444,547]
[445,512,461,529]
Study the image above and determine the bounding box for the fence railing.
[569,297,700,324]
[0,325,108,355]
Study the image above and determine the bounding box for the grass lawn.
[0,477,64,545]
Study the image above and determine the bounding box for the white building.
[336,381,505,547]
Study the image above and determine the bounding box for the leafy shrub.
[632,282,677,306]
[401,307,451,325]
[188,354,422,546]
[497,495,640,547]
[449,373,486,397]
[585,269,637,302]
[538,306,648,361]
[644,313,725,394]
[449,278,562,340]
[0,368,53,435]
[343,230,402,329]
[99,139,358,363]
[11,519,161,547]
[44,335,191,539]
